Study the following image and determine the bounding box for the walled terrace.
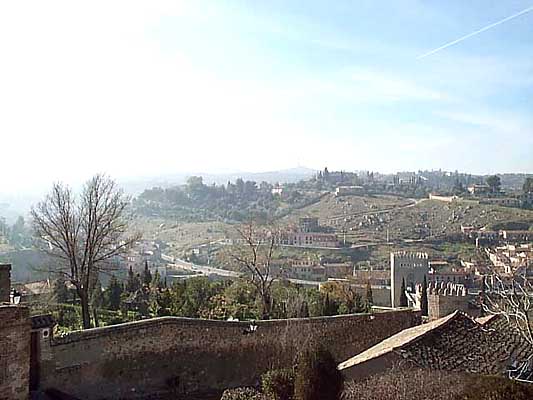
[37,309,420,399]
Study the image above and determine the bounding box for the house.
[467,184,491,195]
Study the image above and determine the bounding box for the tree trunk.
[93,307,100,328]
[261,291,271,320]
[80,291,92,329]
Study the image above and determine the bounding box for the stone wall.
[0,263,11,303]
[428,294,473,320]
[40,310,419,399]
[0,305,30,400]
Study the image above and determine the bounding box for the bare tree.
[483,254,533,381]
[31,174,140,329]
[231,221,278,319]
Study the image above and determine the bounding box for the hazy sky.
[1,0,532,192]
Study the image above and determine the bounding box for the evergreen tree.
[399,278,408,307]
[142,260,152,287]
[152,270,163,290]
[294,343,343,400]
[365,281,374,311]
[125,266,139,293]
[420,276,428,317]
[53,277,70,303]
[106,275,123,311]
[523,177,533,194]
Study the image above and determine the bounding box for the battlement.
[391,252,429,260]
[427,281,467,297]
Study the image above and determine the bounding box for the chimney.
[0,263,11,303]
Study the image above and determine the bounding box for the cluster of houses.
[461,225,532,246]
[277,217,340,249]
[485,243,533,276]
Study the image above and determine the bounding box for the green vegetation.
[261,369,295,400]
[222,345,342,400]
[40,275,371,332]
[134,176,322,222]
[485,175,501,193]
[294,344,343,400]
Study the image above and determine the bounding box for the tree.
[294,343,343,400]
[31,174,140,329]
[125,266,140,293]
[486,175,501,193]
[231,221,278,319]
[523,177,533,194]
[420,276,428,317]
[90,277,104,327]
[484,268,533,381]
[142,260,152,287]
[152,269,163,290]
[105,275,123,311]
[53,277,70,303]
[365,281,374,312]
[399,278,408,307]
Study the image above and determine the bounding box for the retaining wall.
[40,310,419,399]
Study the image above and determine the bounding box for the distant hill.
[119,167,317,195]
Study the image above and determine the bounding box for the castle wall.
[0,305,31,400]
[40,310,419,399]
[0,264,11,303]
[428,295,474,320]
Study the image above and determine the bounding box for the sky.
[0,0,532,193]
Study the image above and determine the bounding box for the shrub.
[220,387,266,400]
[294,344,343,400]
[261,368,295,400]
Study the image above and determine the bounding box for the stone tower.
[390,252,429,308]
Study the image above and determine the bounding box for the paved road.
[169,258,242,278]
[168,258,321,286]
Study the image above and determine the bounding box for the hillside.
[286,195,533,243]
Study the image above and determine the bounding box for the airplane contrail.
[417,5,533,59]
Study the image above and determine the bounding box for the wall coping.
[51,309,417,346]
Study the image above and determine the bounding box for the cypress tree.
[365,281,374,311]
[106,275,123,311]
[142,260,152,287]
[294,343,343,400]
[126,265,140,293]
[399,277,408,307]
[420,275,428,317]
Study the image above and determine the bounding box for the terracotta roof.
[338,311,458,370]
[339,311,532,376]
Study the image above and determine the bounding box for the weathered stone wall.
[40,310,419,399]
[428,294,472,320]
[0,264,11,303]
[0,305,30,400]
